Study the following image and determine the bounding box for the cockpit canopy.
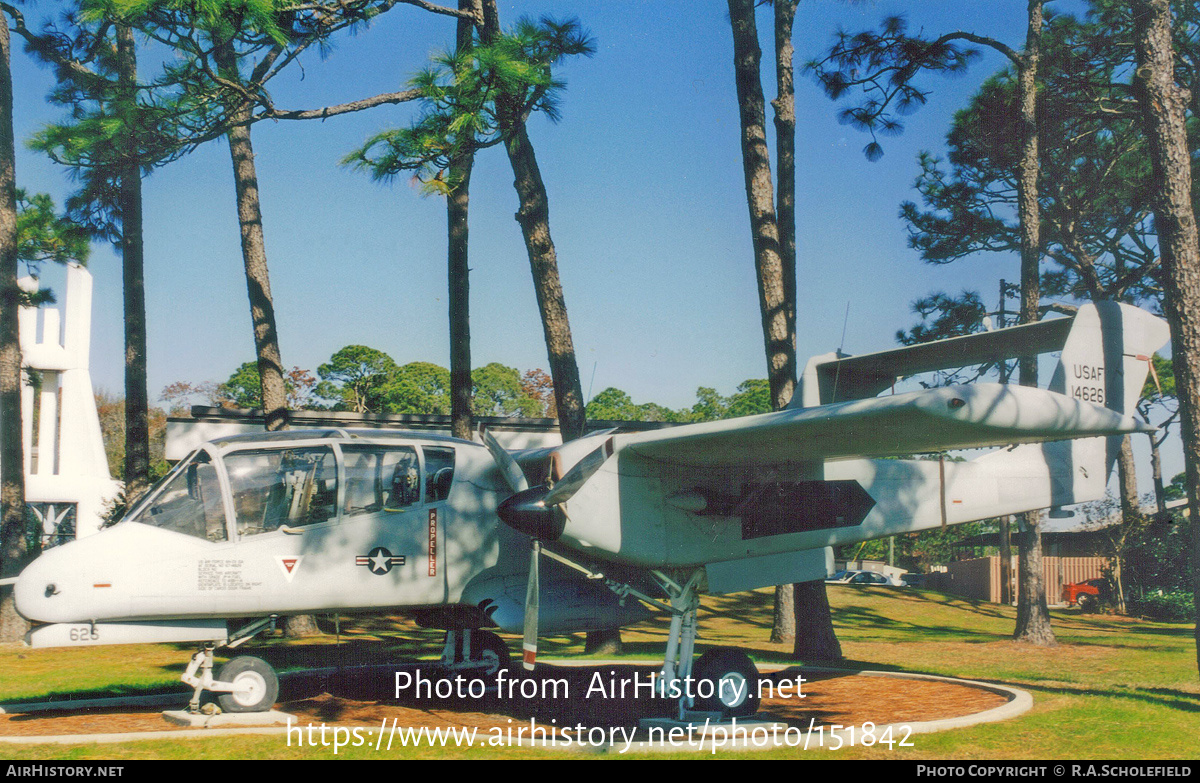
[124,431,459,542]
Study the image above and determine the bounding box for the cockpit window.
[424,447,455,503]
[225,447,337,537]
[128,452,227,542]
[342,445,420,516]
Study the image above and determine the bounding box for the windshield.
[125,451,227,541]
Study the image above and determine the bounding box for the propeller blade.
[542,437,615,507]
[522,541,540,670]
[480,426,529,494]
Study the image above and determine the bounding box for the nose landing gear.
[181,616,279,713]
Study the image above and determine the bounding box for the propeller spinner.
[482,429,617,670]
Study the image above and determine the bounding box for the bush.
[1126,591,1195,623]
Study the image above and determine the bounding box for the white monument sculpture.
[18,264,119,541]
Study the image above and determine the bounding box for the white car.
[847,571,905,586]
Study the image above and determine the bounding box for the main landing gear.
[535,547,762,721]
[181,616,279,714]
[651,569,761,720]
[440,628,511,675]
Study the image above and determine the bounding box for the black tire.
[692,647,760,718]
[216,656,279,713]
[1077,593,1096,613]
[470,630,511,675]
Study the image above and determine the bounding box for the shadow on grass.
[1011,680,1200,713]
[833,604,1011,644]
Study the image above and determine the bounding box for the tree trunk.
[728,0,794,412]
[214,42,306,633]
[282,614,321,637]
[448,1,477,442]
[773,0,797,349]
[117,25,150,501]
[501,124,585,443]
[771,583,795,643]
[0,15,27,643]
[1117,437,1140,524]
[480,1,586,444]
[583,628,623,655]
[770,1,801,647]
[1014,518,1056,645]
[1012,0,1055,647]
[728,0,837,654]
[1151,431,1168,516]
[480,0,598,650]
[214,44,287,433]
[1131,0,1200,678]
[792,580,842,660]
[999,516,1013,605]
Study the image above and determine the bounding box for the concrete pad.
[161,709,295,728]
[640,715,785,736]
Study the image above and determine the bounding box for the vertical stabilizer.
[977,302,1170,509]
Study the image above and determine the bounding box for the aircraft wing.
[607,383,1151,469]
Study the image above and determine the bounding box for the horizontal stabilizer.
[798,317,1073,406]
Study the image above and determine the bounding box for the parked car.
[1062,578,1111,611]
[847,571,902,586]
[899,572,925,588]
[825,570,860,584]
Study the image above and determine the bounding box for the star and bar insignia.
[356,547,406,575]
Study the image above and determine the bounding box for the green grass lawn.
[1,586,1196,760]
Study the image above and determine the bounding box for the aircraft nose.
[12,553,71,623]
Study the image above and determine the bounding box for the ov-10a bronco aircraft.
[7,302,1167,719]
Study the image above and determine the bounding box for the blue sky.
[16,0,1175,497]
[9,0,1037,410]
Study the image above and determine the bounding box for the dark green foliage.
[471,362,539,418]
[1166,472,1186,502]
[314,346,399,414]
[295,348,549,418]
[25,7,204,236]
[345,15,594,192]
[584,380,772,424]
[8,190,90,306]
[895,7,1200,309]
[218,361,317,410]
[805,15,979,160]
[896,290,987,346]
[77,0,400,152]
[387,362,451,416]
[1126,591,1195,623]
[15,191,90,272]
[586,388,682,423]
[219,361,266,409]
[687,380,771,422]
[841,521,988,572]
[1121,512,1195,599]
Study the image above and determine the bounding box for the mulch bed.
[0,665,1009,739]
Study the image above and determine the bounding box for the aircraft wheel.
[470,630,511,675]
[692,647,760,718]
[216,656,279,713]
